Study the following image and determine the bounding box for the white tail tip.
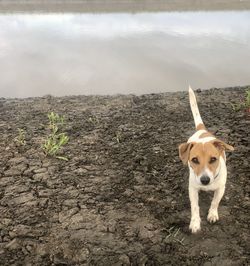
[189,85,194,93]
[188,85,203,128]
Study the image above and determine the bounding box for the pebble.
[5,239,20,250]
[118,254,130,265]
[33,173,50,182]
[9,193,34,205]
[34,168,47,173]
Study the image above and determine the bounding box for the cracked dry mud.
[0,87,249,265]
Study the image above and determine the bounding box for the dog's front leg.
[189,186,201,233]
[207,186,225,223]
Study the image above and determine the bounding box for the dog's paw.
[207,209,219,223]
[189,218,201,233]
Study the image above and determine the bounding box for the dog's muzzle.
[200,175,210,185]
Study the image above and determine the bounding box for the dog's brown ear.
[213,139,234,152]
[179,142,193,165]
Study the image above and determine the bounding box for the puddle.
[0,11,250,97]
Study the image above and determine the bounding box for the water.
[0,11,250,98]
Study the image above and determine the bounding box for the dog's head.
[179,139,234,185]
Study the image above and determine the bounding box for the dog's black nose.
[200,175,210,185]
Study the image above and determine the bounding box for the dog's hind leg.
[207,186,225,223]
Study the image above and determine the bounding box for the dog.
[179,86,234,233]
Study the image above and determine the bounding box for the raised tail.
[189,86,205,130]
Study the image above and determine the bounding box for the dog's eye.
[191,157,199,164]
[210,157,217,163]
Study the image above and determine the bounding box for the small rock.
[33,173,50,182]
[5,238,20,250]
[38,198,49,207]
[9,193,34,205]
[0,218,12,227]
[5,185,29,194]
[42,161,51,167]
[9,224,31,238]
[123,189,133,197]
[138,255,148,266]
[26,245,33,252]
[8,157,27,165]
[0,243,6,255]
[74,168,88,174]
[47,166,58,175]
[74,247,90,262]
[38,190,53,197]
[210,257,236,266]
[36,244,48,257]
[0,177,15,186]
[59,208,79,224]
[118,254,130,265]
[63,199,78,207]
[34,168,47,173]
[4,168,21,176]
[53,254,68,265]
[107,220,117,233]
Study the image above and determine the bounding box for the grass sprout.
[14,128,26,146]
[164,226,185,246]
[231,89,250,112]
[42,112,69,160]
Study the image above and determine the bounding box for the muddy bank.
[0,0,250,13]
[0,86,249,265]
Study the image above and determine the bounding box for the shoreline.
[1,85,249,100]
[0,0,250,13]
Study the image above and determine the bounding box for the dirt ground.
[0,87,249,266]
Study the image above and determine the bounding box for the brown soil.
[0,87,249,265]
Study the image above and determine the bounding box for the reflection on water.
[0,11,250,97]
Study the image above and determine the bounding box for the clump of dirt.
[0,86,249,266]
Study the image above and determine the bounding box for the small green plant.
[88,115,99,125]
[164,226,185,246]
[42,112,69,161]
[246,89,250,108]
[231,89,250,112]
[14,128,26,146]
[115,131,122,143]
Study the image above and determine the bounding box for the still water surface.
[0,11,250,97]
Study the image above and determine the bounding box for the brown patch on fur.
[179,142,193,165]
[199,131,214,138]
[213,140,234,152]
[196,123,206,131]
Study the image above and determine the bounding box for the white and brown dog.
[179,87,234,233]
